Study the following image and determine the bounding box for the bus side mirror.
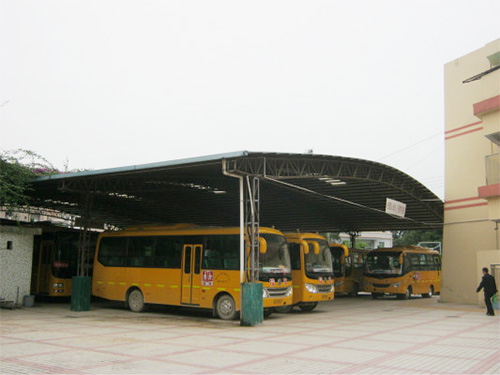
[308,241,320,255]
[300,240,309,254]
[259,237,267,254]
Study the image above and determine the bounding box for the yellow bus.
[329,244,369,297]
[279,232,334,312]
[363,246,441,299]
[31,229,96,297]
[92,224,293,319]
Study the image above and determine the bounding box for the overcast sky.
[1,0,499,199]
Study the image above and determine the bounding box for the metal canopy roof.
[29,151,443,232]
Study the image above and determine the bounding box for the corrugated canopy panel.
[29,152,443,232]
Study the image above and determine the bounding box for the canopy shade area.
[29,151,443,232]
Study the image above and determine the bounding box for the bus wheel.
[298,302,318,312]
[127,289,146,312]
[397,287,412,300]
[422,286,434,298]
[216,294,237,320]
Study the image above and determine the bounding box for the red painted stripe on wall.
[445,121,482,135]
[444,202,488,210]
[445,126,483,140]
[445,196,482,204]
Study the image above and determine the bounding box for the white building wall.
[0,225,41,303]
[338,231,393,249]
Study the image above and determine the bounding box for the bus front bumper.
[364,280,403,294]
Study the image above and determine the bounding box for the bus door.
[181,244,203,305]
[39,240,54,294]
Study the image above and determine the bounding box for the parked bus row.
[91,225,335,319]
[31,225,441,320]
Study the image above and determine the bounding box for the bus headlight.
[53,283,63,288]
[305,283,318,294]
[392,282,402,287]
[285,286,293,297]
[263,288,270,298]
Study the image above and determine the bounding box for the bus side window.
[99,237,127,266]
[155,237,183,268]
[203,249,222,269]
[424,254,433,271]
[408,254,419,272]
[205,235,239,270]
[128,237,155,267]
[419,254,426,271]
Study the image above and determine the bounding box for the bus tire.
[127,288,146,313]
[298,302,318,312]
[397,287,412,300]
[215,294,237,320]
[422,286,434,298]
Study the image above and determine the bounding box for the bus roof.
[368,245,439,255]
[100,225,285,237]
[283,232,327,241]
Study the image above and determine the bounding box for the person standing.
[476,267,498,316]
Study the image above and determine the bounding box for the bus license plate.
[322,294,329,299]
[273,298,284,305]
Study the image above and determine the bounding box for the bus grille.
[267,287,290,298]
[373,283,390,288]
[317,285,333,293]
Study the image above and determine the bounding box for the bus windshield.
[259,234,292,280]
[52,233,79,279]
[365,251,402,277]
[305,239,333,278]
[329,247,343,277]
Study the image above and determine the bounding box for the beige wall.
[442,39,500,305]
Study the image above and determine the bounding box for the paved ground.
[1,295,499,374]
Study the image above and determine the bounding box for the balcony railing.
[485,153,500,185]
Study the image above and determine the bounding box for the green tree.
[392,229,442,247]
[0,149,57,207]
